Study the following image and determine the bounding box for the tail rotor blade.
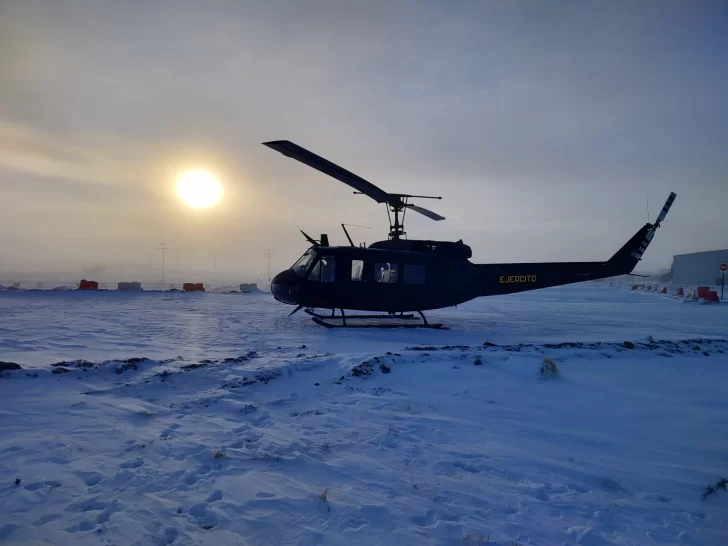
[654,192,676,227]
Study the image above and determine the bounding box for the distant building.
[670,249,728,286]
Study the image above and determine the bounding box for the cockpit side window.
[308,256,336,283]
[292,250,316,277]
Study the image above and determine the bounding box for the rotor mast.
[384,194,442,240]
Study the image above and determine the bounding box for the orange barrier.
[697,286,710,299]
[677,287,684,296]
[705,291,720,303]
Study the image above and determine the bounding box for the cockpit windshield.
[291,249,316,277]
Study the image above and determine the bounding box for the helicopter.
[264,140,676,328]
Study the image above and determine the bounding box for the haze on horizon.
[1,0,726,284]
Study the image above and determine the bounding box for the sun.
[176,170,223,208]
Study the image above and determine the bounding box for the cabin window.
[375,262,398,283]
[351,260,364,281]
[404,264,426,285]
[308,256,336,283]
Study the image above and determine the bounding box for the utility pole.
[158,243,167,284]
[264,249,275,282]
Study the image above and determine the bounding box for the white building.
[670,249,728,286]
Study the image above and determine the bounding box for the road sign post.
[720,263,727,301]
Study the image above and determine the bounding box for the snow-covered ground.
[1,283,727,545]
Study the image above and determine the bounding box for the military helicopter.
[265,140,676,328]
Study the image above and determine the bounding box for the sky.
[1,0,726,283]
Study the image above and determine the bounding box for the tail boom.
[473,192,675,297]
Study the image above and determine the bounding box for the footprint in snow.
[189,503,207,518]
[66,520,96,532]
[0,524,17,540]
[159,423,181,438]
[96,508,113,524]
[255,492,275,498]
[206,489,223,503]
[409,510,436,527]
[25,480,62,491]
[160,527,178,545]
[452,461,479,474]
[75,471,104,486]
[72,498,107,512]
[181,464,212,486]
[188,502,221,530]
[182,472,201,486]
[247,411,271,427]
[567,482,590,494]
[119,458,144,469]
[343,517,368,530]
[33,513,63,526]
[359,504,390,519]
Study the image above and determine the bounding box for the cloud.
[0,0,726,277]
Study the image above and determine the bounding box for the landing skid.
[304,308,446,329]
[304,308,416,320]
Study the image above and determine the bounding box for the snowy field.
[1,283,727,545]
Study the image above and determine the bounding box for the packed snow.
[1,282,727,545]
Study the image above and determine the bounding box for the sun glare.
[176,170,223,208]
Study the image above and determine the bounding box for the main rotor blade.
[406,204,446,221]
[263,140,390,203]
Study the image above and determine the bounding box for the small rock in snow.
[623,341,635,349]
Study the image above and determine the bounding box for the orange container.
[78,279,98,290]
[183,282,205,292]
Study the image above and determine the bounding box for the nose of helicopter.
[270,269,300,305]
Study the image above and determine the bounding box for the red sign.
[721,263,728,273]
